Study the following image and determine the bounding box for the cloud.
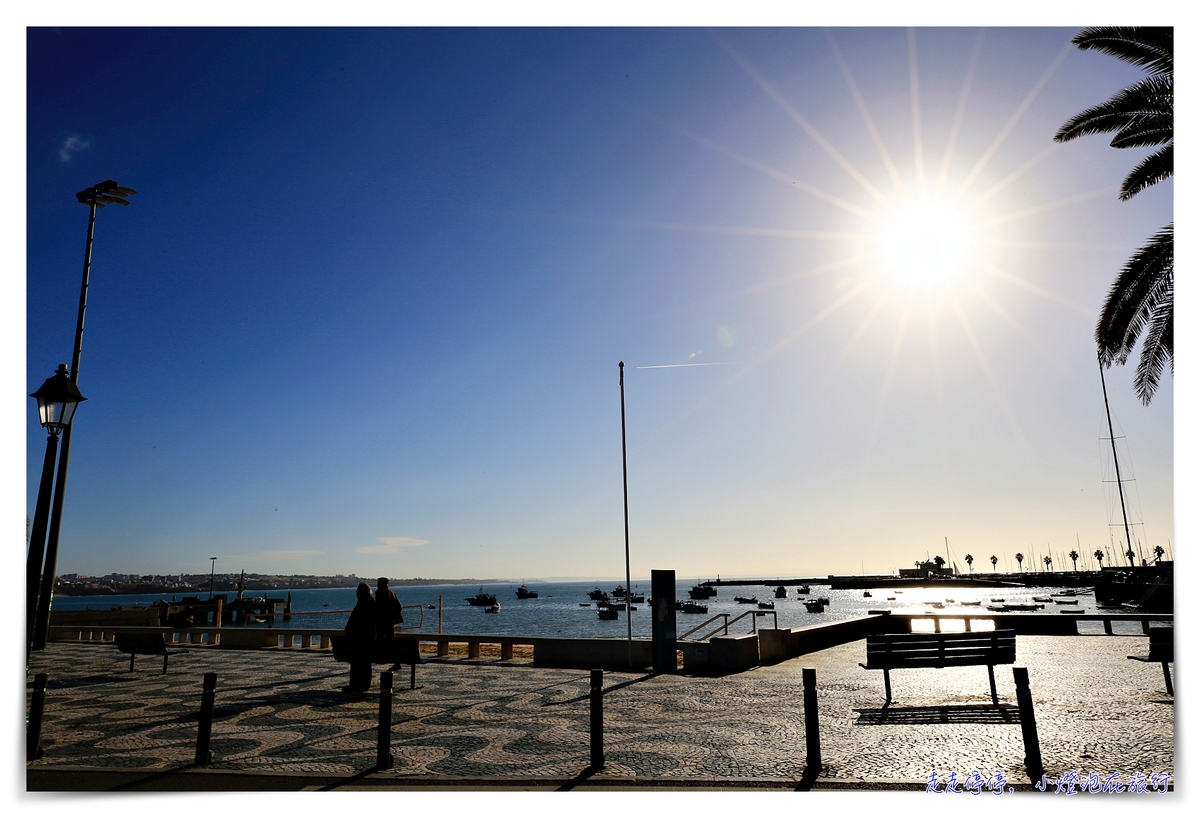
[59,135,90,163]
[356,537,429,555]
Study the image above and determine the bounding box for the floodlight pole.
[1098,354,1135,567]
[619,362,632,667]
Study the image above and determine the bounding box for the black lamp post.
[209,557,218,599]
[26,365,86,655]
[30,180,134,652]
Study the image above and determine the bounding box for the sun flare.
[879,198,975,291]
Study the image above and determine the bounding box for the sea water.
[48,578,1125,638]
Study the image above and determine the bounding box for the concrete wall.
[532,637,653,669]
[709,633,759,672]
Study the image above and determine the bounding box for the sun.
[878,197,976,292]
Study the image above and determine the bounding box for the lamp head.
[30,364,86,433]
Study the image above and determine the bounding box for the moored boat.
[484,603,501,613]
[804,600,826,613]
[679,601,708,614]
[598,608,619,620]
[516,585,538,599]
[466,589,498,606]
[774,585,787,599]
[688,583,717,599]
[734,596,758,604]
[758,601,775,609]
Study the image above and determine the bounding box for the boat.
[758,601,775,609]
[1033,597,1052,602]
[868,609,891,615]
[1053,598,1079,605]
[516,585,538,599]
[598,608,619,620]
[774,585,787,599]
[929,602,945,609]
[991,598,1006,602]
[886,596,897,601]
[863,591,873,598]
[688,583,717,599]
[466,589,498,606]
[1059,608,1085,614]
[588,588,607,600]
[578,603,591,607]
[628,592,645,603]
[815,597,831,605]
[679,601,708,614]
[612,585,627,598]
[484,603,501,613]
[961,600,982,606]
[1053,589,1085,596]
[734,596,758,604]
[797,585,811,595]
[803,601,826,613]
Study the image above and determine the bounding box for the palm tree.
[1069,550,1079,572]
[965,554,974,573]
[1094,549,1105,569]
[1015,553,1024,572]
[1043,555,1053,572]
[1055,27,1173,404]
[990,555,998,572]
[1153,545,1165,563]
[1126,547,1137,567]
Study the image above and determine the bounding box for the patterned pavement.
[25,634,1173,790]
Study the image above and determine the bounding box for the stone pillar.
[651,569,677,674]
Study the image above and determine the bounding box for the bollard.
[802,667,821,770]
[27,673,48,761]
[1013,667,1045,784]
[194,672,217,766]
[589,668,604,768]
[377,671,394,770]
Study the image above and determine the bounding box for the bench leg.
[163,654,169,675]
[987,665,998,706]
[411,663,416,690]
[883,669,892,705]
[130,654,136,672]
[1162,662,1173,696]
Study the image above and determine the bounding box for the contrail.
[635,362,739,369]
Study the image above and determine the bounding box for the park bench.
[860,629,1016,705]
[115,632,189,674]
[1127,625,1173,695]
[329,635,425,689]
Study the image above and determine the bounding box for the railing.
[679,609,777,642]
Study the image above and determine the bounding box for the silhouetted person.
[344,582,376,693]
[376,577,403,640]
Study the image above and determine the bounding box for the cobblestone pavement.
[25,635,1173,789]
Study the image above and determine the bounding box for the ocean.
[50,578,1135,638]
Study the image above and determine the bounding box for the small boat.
[688,583,717,599]
[929,602,945,609]
[1001,602,1045,611]
[579,603,592,607]
[588,588,607,600]
[466,589,498,606]
[816,597,831,605]
[797,585,811,595]
[612,585,627,598]
[734,596,758,604]
[944,598,955,603]
[758,601,775,609]
[886,596,897,601]
[774,585,787,599]
[804,601,826,613]
[868,609,891,615]
[991,598,1006,603]
[961,600,982,606]
[1054,589,1085,596]
[863,591,873,598]
[516,585,538,599]
[1033,597,1053,602]
[484,603,501,613]
[986,605,1007,612]
[428,605,435,609]
[1053,598,1079,605]
[628,592,645,603]
[1059,608,1085,614]
[679,601,707,614]
[598,608,619,620]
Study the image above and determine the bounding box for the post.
[377,671,394,769]
[1098,357,1135,565]
[195,672,217,766]
[651,569,677,674]
[1013,667,1044,784]
[802,667,821,771]
[438,595,443,634]
[618,362,633,667]
[26,432,60,657]
[27,673,48,761]
[590,668,604,768]
[215,598,223,629]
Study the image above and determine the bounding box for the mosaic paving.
[26,635,1173,788]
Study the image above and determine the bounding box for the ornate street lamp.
[30,180,134,652]
[26,365,86,654]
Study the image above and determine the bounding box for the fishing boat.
[774,585,787,599]
[588,588,608,600]
[868,609,891,615]
[758,601,775,609]
[516,585,538,599]
[803,600,826,613]
[1059,608,1085,614]
[797,585,811,595]
[612,585,627,598]
[578,603,591,607]
[1053,598,1079,605]
[466,589,498,606]
[688,583,717,599]
[597,608,619,620]
[679,601,707,614]
[1033,597,1052,602]
[734,596,758,604]
[815,597,831,605]
[484,603,501,613]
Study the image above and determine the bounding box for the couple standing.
[344,577,403,693]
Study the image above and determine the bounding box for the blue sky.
[21,24,1177,581]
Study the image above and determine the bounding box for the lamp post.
[209,557,218,599]
[30,180,135,651]
[619,362,632,668]
[26,365,86,656]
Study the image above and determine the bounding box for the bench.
[860,630,1016,705]
[115,632,189,674]
[329,635,425,689]
[1128,625,1173,695]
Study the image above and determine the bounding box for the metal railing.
[679,609,777,642]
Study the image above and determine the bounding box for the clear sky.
[22,24,1177,581]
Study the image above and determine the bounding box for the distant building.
[898,560,955,579]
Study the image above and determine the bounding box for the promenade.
[26,634,1173,792]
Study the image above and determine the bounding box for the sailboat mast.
[1098,355,1135,567]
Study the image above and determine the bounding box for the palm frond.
[1055,76,1171,143]
[1073,27,1173,75]
[1096,224,1173,364]
[1121,145,1173,200]
[1132,297,1172,404]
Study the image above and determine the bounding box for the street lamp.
[26,365,86,654]
[209,557,218,599]
[30,180,135,652]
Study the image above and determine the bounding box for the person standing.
[344,582,376,693]
[376,577,402,640]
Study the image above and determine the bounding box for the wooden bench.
[329,635,425,689]
[1128,625,1173,695]
[115,632,189,674]
[860,630,1016,705]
